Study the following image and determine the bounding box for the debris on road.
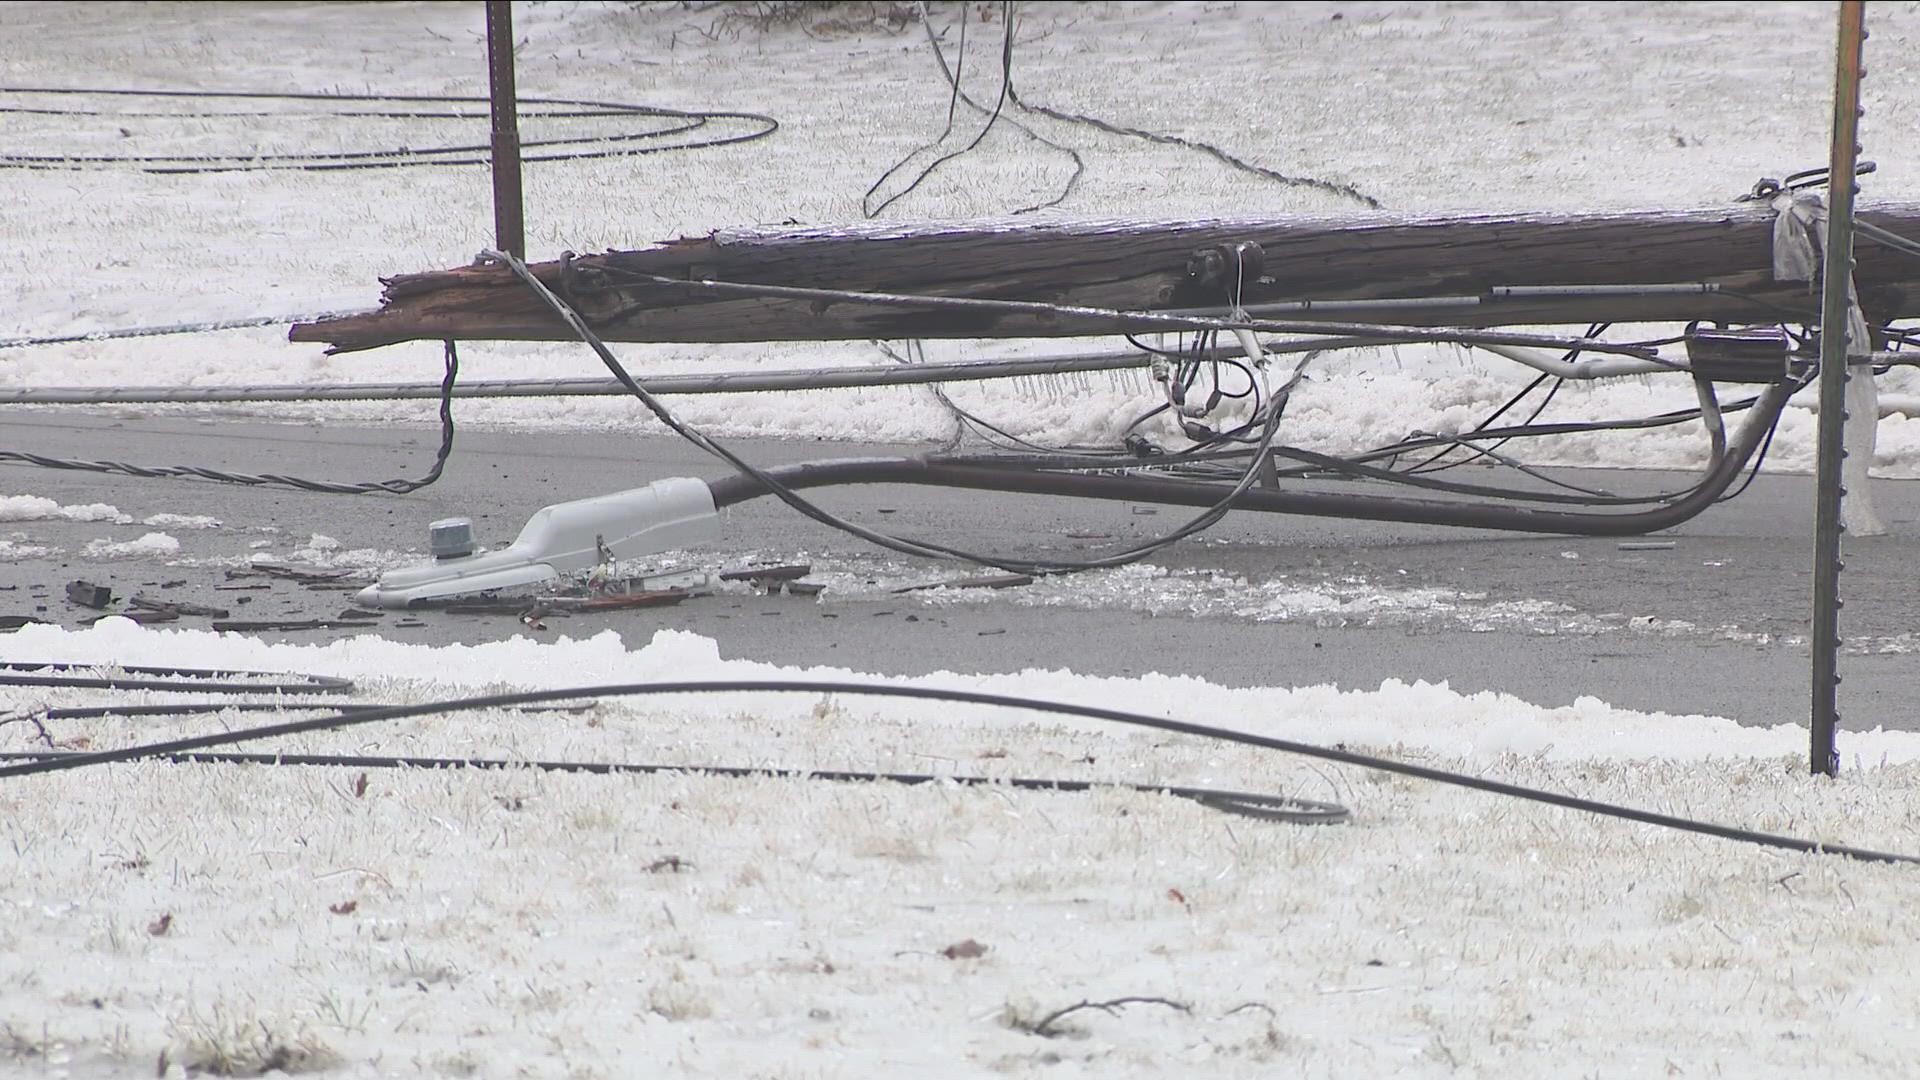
[131,594,232,619]
[719,563,812,584]
[572,589,693,612]
[720,563,821,595]
[895,574,1034,593]
[227,564,359,588]
[210,619,382,633]
[65,580,113,609]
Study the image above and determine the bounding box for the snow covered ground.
[5,2,1920,1077]
[5,1,1920,471]
[7,621,1920,1079]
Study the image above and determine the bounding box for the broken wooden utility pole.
[292,204,1920,352]
[485,0,525,261]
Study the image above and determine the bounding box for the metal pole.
[1811,0,1868,777]
[485,0,526,259]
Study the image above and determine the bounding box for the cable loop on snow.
[0,86,778,173]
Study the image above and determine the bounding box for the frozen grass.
[4,622,1920,1078]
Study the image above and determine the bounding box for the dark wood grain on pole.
[486,0,525,260]
[292,205,1920,350]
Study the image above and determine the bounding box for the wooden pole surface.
[292,204,1920,351]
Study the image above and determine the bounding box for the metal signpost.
[485,0,526,260]
[1810,0,1867,776]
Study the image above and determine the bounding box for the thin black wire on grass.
[994,7,1380,209]
[1004,78,1381,210]
[862,3,977,216]
[866,1,1084,216]
[0,661,354,695]
[0,749,1346,825]
[0,677,1911,864]
[873,2,1374,214]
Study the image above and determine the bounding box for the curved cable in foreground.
[1,677,1911,864]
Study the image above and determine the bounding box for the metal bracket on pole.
[1810,0,1867,777]
[486,0,526,260]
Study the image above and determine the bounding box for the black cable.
[1403,323,1608,475]
[1717,397,1790,503]
[0,340,459,494]
[898,336,1782,512]
[1208,356,1258,400]
[862,3,971,216]
[877,339,1246,461]
[1395,372,1553,475]
[24,702,593,721]
[879,340,1117,459]
[0,87,778,173]
[1259,393,1771,506]
[2,677,1908,864]
[997,11,1379,210]
[0,661,352,695]
[495,248,1295,575]
[1412,375,1563,475]
[1402,373,1564,476]
[1341,390,1775,465]
[558,255,1757,525]
[1260,446,1649,505]
[1124,333,1193,361]
[882,365,1721,512]
[881,0,1085,216]
[938,392,1086,455]
[704,383,1789,534]
[0,749,1345,825]
[863,2,1018,217]
[957,371,1743,509]
[941,442,1669,507]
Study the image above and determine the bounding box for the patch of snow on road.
[142,512,221,529]
[0,536,55,561]
[0,495,130,523]
[81,531,180,559]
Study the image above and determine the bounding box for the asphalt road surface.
[3,410,1917,736]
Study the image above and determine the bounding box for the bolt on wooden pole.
[485,0,526,260]
[1811,0,1868,777]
